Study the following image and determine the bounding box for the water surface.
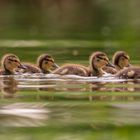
[0,40,140,140]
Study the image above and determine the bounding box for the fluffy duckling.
[53,64,90,76]
[53,51,114,77]
[113,51,130,70]
[21,54,59,74]
[103,51,130,74]
[115,67,140,79]
[0,54,25,75]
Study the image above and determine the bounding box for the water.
[0,0,140,139]
[0,40,140,140]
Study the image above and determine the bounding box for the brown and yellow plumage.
[103,51,130,74]
[53,51,113,77]
[0,54,25,75]
[18,54,59,74]
[115,67,140,79]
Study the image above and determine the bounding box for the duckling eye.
[14,60,18,62]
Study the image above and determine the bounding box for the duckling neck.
[41,69,51,74]
[115,65,122,71]
[4,64,14,75]
[117,61,125,70]
[91,65,104,77]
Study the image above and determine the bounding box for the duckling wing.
[103,66,117,74]
[22,63,41,73]
[53,64,90,76]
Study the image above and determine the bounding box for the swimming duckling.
[0,54,25,75]
[103,51,130,74]
[115,67,140,79]
[53,51,114,77]
[21,54,59,74]
[53,64,90,76]
[113,51,130,70]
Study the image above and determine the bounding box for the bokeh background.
[0,0,140,41]
[0,1,140,140]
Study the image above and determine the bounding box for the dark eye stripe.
[44,58,53,62]
[123,56,129,59]
[8,59,18,62]
[97,56,108,61]
[8,58,15,61]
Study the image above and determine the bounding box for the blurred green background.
[0,0,140,41]
[0,1,140,140]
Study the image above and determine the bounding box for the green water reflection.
[0,0,140,139]
[0,40,139,140]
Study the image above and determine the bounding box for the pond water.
[0,40,140,140]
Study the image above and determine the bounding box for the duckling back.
[22,63,41,73]
[53,64,91,77]
[103,66,117,74]
[115,67,140,79]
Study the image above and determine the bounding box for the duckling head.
[90,51,113,76]
[1,54,24,74]
[37,54,59,73]
[112,51,130,70]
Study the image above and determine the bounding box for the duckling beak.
[127,64,132,67]
[106,62,115,68]
[52,63,59,69]
[18,64,27,69]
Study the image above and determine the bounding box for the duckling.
[0,54,25,75]
[115,67,140,79]
[113,51,130,70]
[53,64,90,76]
[53,51,114,77]
[103,51,130,74]
[21,54,59,74]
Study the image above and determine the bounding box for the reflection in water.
[16,74,140,93]
[0,103,49,127]
[90,81,140,92]
[48,102,140,127]
[0,74,139,129]
[0,76,18,98]
[0,74,140,99]
[0,102,140,127]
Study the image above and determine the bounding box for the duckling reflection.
[0,76,18,98]
[89,82,107,92]
[89,82,123,92]
[89,81,140,92]
[38,80,89,92]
